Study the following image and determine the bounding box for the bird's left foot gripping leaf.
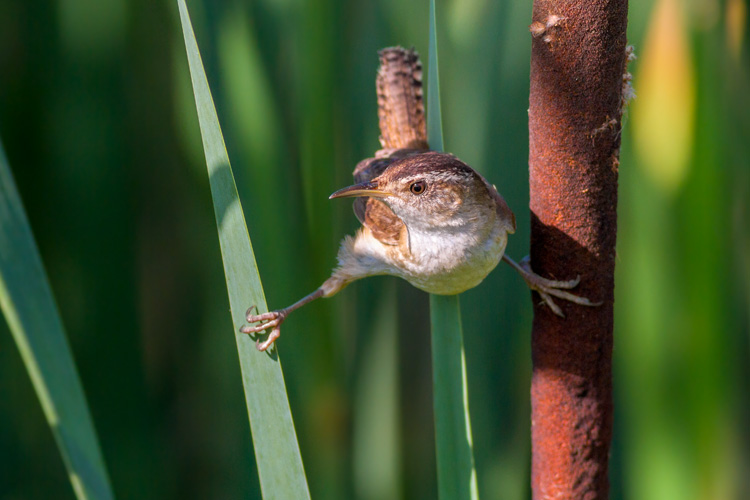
[241,306,288,352]
[503,255,601,316]
[240,287,327,352]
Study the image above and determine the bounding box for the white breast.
[395,221,508,295]
[333,214,508,296]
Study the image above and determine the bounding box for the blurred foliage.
[0,140,114,500]
[0,0,748,499]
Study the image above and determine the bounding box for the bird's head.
[330,152,513,233]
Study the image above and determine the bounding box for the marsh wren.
[241,47,596,351]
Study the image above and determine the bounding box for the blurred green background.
[1,0,748,498]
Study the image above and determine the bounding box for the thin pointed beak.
[329,181,391,199]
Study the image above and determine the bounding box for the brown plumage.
[376,47,429,151]
[241,47,597,352]
[355,47,431,248]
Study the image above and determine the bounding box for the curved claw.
[532,287,601,317]
[246,305,280,323]
[537,292,564,317]
[510,255,602,317]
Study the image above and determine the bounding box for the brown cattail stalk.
[527,0,629,498]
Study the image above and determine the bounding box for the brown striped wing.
[351,153,408,246]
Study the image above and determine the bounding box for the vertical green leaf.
[177,2,310,499]
[0,140,114,500]
[429,294,479,500]
[427,2,479,499]
[427,0,444,152]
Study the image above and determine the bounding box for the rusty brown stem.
[528,0,628,498]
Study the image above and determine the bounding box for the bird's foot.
[239,288,326,351]
[240,306,288,351]
[516,256,601,317]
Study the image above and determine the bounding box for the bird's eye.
[410,181,427,195]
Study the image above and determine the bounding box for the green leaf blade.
[177,2,310,499]
[427,1,479,499]
[427,0,444,152]
[0,141,115,500]
[430,295,479,500]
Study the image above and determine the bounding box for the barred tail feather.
[376,47,429,151]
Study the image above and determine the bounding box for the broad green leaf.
[0,140,114,500]
[427,2,479,499]
[177,2,310,499]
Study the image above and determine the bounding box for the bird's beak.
[329,181,391,199]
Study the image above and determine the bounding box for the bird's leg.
[502,254,601,317]
[241,288,325,351]
[240,275,349,352]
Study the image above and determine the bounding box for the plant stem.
[527,0,628,497]
[427,2,478,498]
[430,295,479,500]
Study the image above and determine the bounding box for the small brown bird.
[241,47,596,351]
